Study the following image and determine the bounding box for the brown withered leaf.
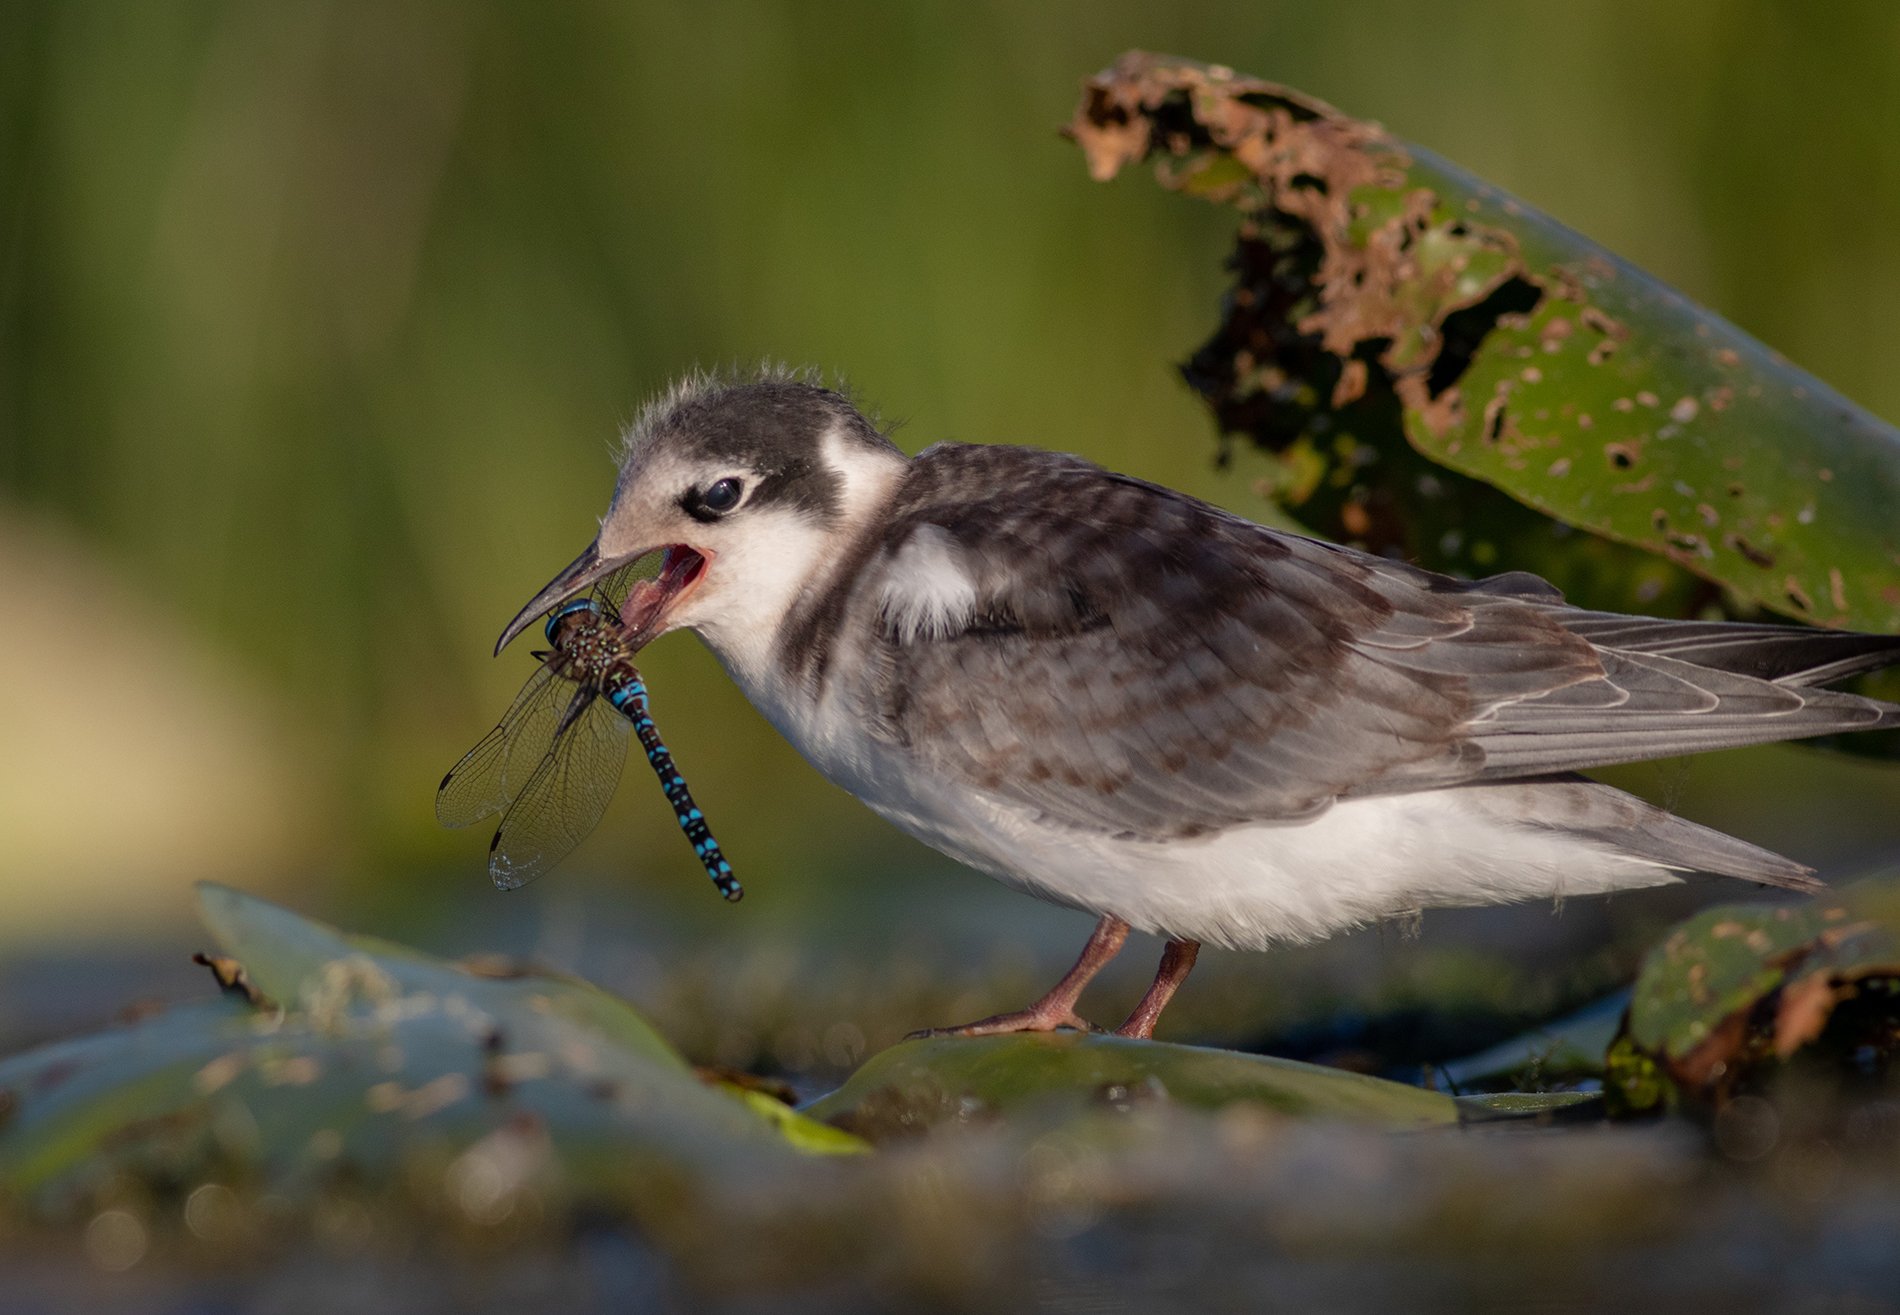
[1772,971,1843,1060]
[1063,53,1697,611]
[1066,51,1900,643]
[192,951,274,1009]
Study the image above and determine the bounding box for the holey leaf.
[1612,892,1900,1111]
[1067,52,1900,632]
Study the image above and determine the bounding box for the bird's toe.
[907,1007,1097,1039]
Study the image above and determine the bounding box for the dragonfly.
[437,562,741,900]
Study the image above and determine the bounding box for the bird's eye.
[701,477,744,513]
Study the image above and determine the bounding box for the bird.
[493,368,1900,1040]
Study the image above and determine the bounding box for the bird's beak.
[493,539,709,656]
[493,540,625,655]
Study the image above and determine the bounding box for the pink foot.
[908,1007,1098,1039]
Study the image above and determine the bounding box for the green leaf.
[725,1086,871,1156]
[804,1034,1456,1139]
[0,999,257,1198]
[1402,146,1900,631]
[1068,52,1900,631]
[1452,1090,1603,1123]
[1437,991,1627,1089]
[196,881,682,1068]
[0,887,865,1215]
[1603,1034,1672,1117]
[1627,903,1843,1060]
[1615,888,1900,1106]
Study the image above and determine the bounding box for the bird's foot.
[907,1006,1100,1040]
[1112,938,1200,1041]
[907,915,1131,1040]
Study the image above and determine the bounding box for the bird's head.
[495,372,908,676]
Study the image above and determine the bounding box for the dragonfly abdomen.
[605,671,743,902]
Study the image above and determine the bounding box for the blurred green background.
[4,1,1898,1068]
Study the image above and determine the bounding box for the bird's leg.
[911,915,1130,1038]
[1114,939,1200,1040]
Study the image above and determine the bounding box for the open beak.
[493,540,708,656]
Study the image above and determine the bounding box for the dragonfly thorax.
[543,598,630,686]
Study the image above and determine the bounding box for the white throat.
[680,425,907,695]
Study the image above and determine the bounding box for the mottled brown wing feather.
[855,445,1899,843]
[858,448,1585,839]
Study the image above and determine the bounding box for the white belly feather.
[729,655,1680,952]
[855,767,1678,951]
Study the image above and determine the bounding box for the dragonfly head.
[543,596,605,647]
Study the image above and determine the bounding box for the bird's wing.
[1542,611,1900,687]
[855,445,1897,842]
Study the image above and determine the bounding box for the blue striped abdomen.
[605,665,742,902]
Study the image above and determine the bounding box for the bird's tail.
[1474,773,1824,893]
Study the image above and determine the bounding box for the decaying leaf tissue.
[1067,52,1900,632]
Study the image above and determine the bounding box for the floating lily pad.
[803,1034,1458,1139]
[196,881,683,1068]
[0,886,865,1218]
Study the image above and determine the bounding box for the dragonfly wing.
[486,690,631,890]
[436,662,570,828]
